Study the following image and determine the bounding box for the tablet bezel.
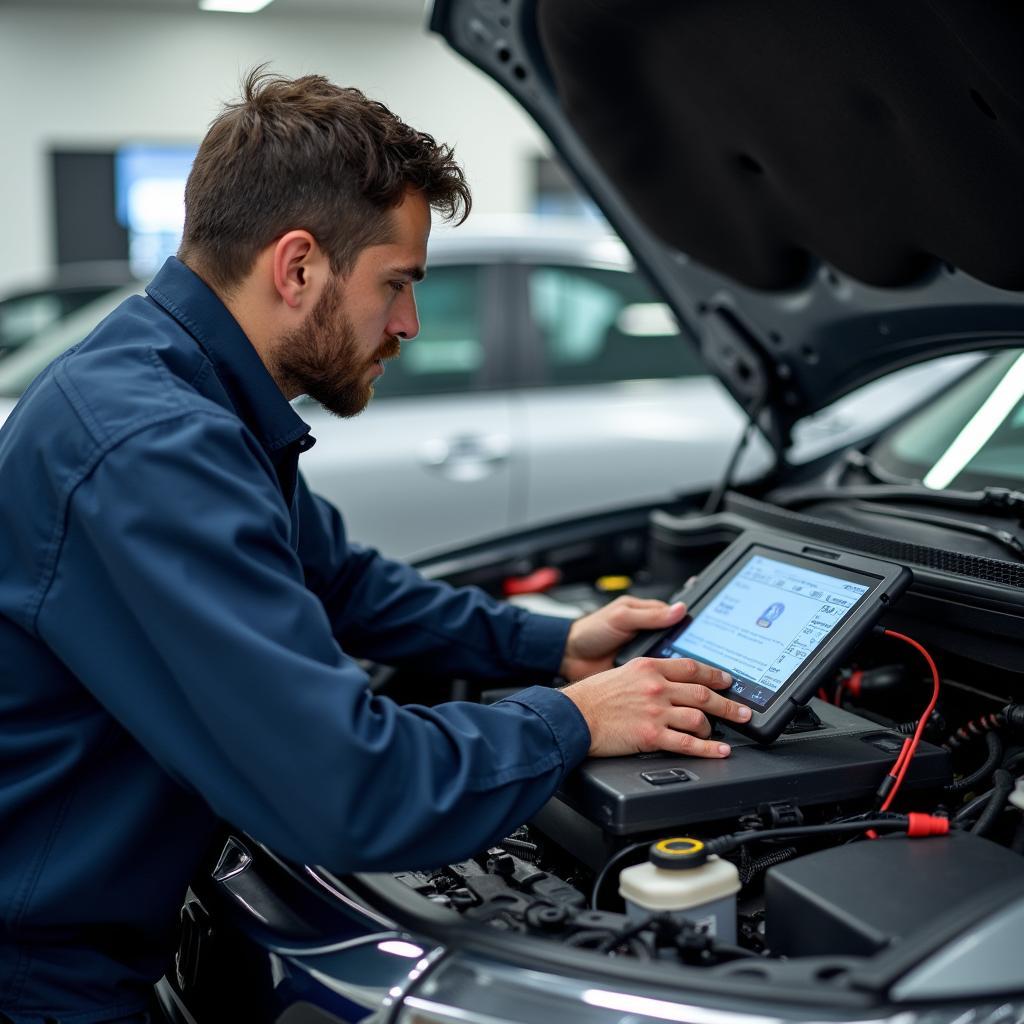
[621,531,913,743]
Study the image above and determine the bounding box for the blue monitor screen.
[115,143,197,276]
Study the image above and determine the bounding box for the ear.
[271,230,326,310]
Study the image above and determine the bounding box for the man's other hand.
[561,657,751,758]
[559,596,687,681]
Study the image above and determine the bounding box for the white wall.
[0,5,548,290]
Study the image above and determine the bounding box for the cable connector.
[906,813,950,838]
[873,773,898,809]
[756,801,803,829]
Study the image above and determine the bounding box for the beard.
[275,276,401,418]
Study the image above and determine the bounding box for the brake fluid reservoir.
[618,837,740,943]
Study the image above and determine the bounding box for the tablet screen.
[655,552,875,711]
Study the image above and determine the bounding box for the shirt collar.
[146,257,314,454]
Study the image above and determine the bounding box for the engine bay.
[384,495,1024,977]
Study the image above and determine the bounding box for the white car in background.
[0,219,969,559]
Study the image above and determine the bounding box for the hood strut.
[702,306,787,456]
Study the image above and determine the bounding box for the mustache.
[374,336,402,362]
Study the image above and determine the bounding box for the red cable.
[866,630,941,838]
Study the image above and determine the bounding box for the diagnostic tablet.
[620,532,912,743]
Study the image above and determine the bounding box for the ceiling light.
[198,0,275,12]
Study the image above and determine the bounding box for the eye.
[389,280,407,294]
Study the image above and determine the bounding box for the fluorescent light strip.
[923,351,1024,490]
[199,0,275,12]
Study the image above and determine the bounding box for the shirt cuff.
[498,684,591,772]
[510,610,573,677]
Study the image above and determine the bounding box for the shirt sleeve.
[36,412,591,871]
[295,477,574,681]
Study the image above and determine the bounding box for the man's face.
[276,190,429,418]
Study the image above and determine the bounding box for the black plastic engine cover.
[765,832,1024,957]
[540,701,950,853]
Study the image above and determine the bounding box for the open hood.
[429,0,1024,450]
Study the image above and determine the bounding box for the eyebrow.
[393,265,426,282]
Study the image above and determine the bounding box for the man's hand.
[559,596,688,681]
[561,657,751,758]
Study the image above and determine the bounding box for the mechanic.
[0,70,752,1023]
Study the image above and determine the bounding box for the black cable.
[971,770,1015,836]
[739,846,797,885]
[590,841,648,910]
[708,942,761,961]
[595,914,657,954]
[703,403,763,515]
[945,731,1004,793]
[705,817,922,855]
[954,787,996,824]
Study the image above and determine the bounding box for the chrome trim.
[303,865,395,929]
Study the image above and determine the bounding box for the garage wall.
[0,5,547,291]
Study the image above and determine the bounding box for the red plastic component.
[906,813,950,837]
[502,567,563,596]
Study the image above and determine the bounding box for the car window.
[527,265,705,385]
[371,264,485,399]
[0,287,140,398]
[0,288,119,359]
[870,348,1024,489]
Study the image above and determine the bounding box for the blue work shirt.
[0,257,589,1023]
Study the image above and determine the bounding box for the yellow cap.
[650,836,708,869]
[596,575,632,592]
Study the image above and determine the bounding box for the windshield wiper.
[771,479,1024,515]
[847,500,1024,561]
[775,448,1024,517]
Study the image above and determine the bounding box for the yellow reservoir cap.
[596,575,632,592]
[649,836,708,869]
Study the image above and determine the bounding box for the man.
[0,71,751,1021]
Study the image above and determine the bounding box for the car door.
[297,262,518,561]
[510,261,754,527]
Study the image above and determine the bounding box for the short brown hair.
[178,66,471,292]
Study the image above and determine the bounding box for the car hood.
[429,0,1024,449]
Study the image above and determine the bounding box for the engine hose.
[945,711,1006,750]
[954,787,994,824]
[971,770,1015,836]
[740,846,797,886]
[945,731,1004,793]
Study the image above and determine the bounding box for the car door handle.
[419,433,511,481]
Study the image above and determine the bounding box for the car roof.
[428,215,632,269]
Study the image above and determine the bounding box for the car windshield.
[871,347,1024,491]
[0,286,141,399]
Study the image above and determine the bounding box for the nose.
[388,286,420,342]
